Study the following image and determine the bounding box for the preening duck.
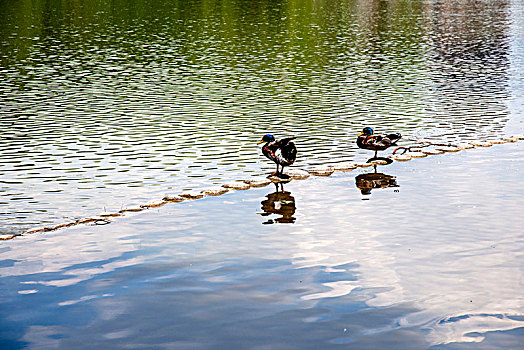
[258,134,297,177]
[357,127,401,160]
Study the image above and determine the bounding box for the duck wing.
[369,133,401,146]
[273,137,296,148]
[279,139,297,165]
[385,133,402,142]
[266,137,297,165]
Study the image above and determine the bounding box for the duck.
[258,134,297,177]
[357,127,402,160]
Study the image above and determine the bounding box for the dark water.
[1,0,523,233]
[0,142,523,349]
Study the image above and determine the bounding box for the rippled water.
[1,0,523,233]
[1,142,522,348]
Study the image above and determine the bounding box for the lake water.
[1,0,523,234]
[1,142,523,349]
[1,0,524,348]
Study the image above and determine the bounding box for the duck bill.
[257,140,264,144]
[358,132,364,136]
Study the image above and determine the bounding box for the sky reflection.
[0,143,522,349]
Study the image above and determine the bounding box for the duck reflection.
[260,183,296,224]
[355,165,399,197]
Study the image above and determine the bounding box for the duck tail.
[386,133,402,142]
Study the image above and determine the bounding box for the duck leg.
[367,150,379,163]
[272,163,279,176]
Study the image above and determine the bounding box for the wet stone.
[471,141,493,147]
[355,162,373,168]
[244,177,272,187]
[202,187,229,196]
[308,166,334,176]
[268,174,293,183]
[392,154,412,161]
[53,222,76,230]
[119,207,144,213]
[179,191,204,200]
[0,234,17,240]
[163,195,185,202]
[222,182,250,190]
[422,149,444,155]
[332,162,358,171]
[141,200,167,208]
[404,151,427,158]
[24,227,51,234]
[368,159,389,165]
[502,137,518,143]
[436,146,460,152]
[100,212,123,218]
[457,143,474,150]
[283,169,310,179]
[77,217,108,224]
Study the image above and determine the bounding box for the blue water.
[1,0,523,348]
[1,142,522,349]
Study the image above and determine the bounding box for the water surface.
[1,0,523,233]
[1,2,523,347]
[0,142,522,348]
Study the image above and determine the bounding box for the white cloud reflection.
[283,151,524,346]
[1,145,522,349]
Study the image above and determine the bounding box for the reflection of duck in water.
[355,166,399,196]
[357,127,401,162]
[260,183,296,224]
[258,134,297,178]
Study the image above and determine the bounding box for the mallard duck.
[357,127,401,159]
[258,134,297,177]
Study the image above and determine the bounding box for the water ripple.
[0,0,523,233]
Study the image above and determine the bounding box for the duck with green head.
[357,127,402,160]
[258,134,297,177]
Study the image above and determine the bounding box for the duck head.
[258,134,275,144]
[359,127,374,136]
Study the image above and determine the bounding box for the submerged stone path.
[1,135,522,241]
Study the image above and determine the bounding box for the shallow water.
[1,0,524,233]
[0,142,522,349]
